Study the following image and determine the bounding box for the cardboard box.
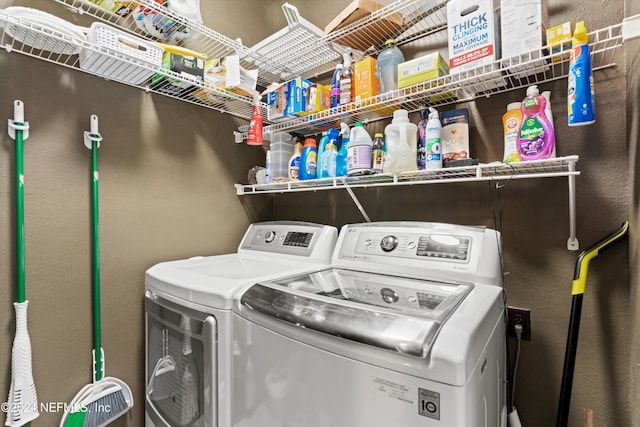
[447,0,501,72]
[87,1,138,17]
[266,83,289,122]
[324,0,403,51]
[151,51,204,96]
[303,84,330,116]
[286,77,313,117]
[204,56,259,98]
[547,22,572,62]
[440,108,470,165]
[501,0,548,59]
[354,57,379,101]
[398,52,449,88]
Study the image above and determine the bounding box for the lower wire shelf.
[235,155,581,250]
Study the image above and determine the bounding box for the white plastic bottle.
[265,149,272,183]
[347,122,373,175]
[425,107,442,170]
[383,109,417,173]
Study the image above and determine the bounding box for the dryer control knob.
[380,235,398,252]
[265,231,276,243]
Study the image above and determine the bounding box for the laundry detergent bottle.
[319,128,339,178]
[299,138,318,180]
[517,85,555,161]
[384,109,418,173]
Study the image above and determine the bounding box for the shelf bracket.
[567,161,579,251]
[342,179,371,223]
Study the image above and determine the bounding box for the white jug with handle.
[383,109,418,173]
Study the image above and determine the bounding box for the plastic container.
[247,95,263,145]
[372,133,385,173]
[417,109,428,170]
[288,142,303,181]
[336,123,350,177]
[568,21,595,126]
[329,63,344,108]
[375,39,404,94]
[542,91,557,158]
[502,102,522,163]
[383,109,417,173]
[299,138,318,180]
[270,133,295,181]
[316,131,329,177]
[425,107,442,170]
[319,128,339,178]
[347,122,373,175]
[339,50,354,105]
[518,85,555,161]
[265,149,272,183]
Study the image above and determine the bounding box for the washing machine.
[144,221,338,427]
[232,221,507,427]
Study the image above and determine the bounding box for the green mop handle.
[9,101,28,304]
[85,115,104,382]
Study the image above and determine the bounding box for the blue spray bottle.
[319,128,339,178]
[316,131,329,176]
[329,63,344,109]
[336,123,350,177]
[568,21,595,126]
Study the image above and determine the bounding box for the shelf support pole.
[567,161,579,250]
[342,179,371,223]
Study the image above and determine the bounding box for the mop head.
[5,301,39,427]
[60,377,133,427]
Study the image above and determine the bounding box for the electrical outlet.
[507,306,531,341]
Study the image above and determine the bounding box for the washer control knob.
[380,287,399,304]
[380,235,398,252]
[265,231,276,243]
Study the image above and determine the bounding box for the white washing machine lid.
[145,253,326,310]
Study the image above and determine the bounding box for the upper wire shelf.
[262,22,624,136]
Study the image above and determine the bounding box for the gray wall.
[273,1,634,427]
[0,0,635,426]
[0,0,272,426]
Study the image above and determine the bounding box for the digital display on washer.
[417,235,470,260]
[283,232,313,247]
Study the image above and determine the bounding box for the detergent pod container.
[383,109,418,173]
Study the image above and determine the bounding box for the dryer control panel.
[238,222,338,262]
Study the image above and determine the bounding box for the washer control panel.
[358,232,470,262]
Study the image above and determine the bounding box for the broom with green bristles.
[59,115,133,427]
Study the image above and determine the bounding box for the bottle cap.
[428,107,439,119]
[573,21,588,45]
[507,102,521,111]
[303,138,317,147]
[354,121,364,127]
[385,39,396,45]
[526,85,539,97]
[393,109,408,120]
[374,133,383,138]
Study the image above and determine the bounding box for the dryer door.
[145,292,217,427]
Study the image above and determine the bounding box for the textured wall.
[273,1,633,426]
[0,1,271,426]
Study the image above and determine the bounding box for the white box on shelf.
[500,0,549,78]
[447,0,501,72]
[80,22,164,85]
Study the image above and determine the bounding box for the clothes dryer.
[233,222,507,427]
[144,221,338,427]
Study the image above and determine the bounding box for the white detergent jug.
[384,109,418,173]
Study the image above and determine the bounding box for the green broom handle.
[86,115,103,382]
[16,121,25,304]
[9,101,28,304]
